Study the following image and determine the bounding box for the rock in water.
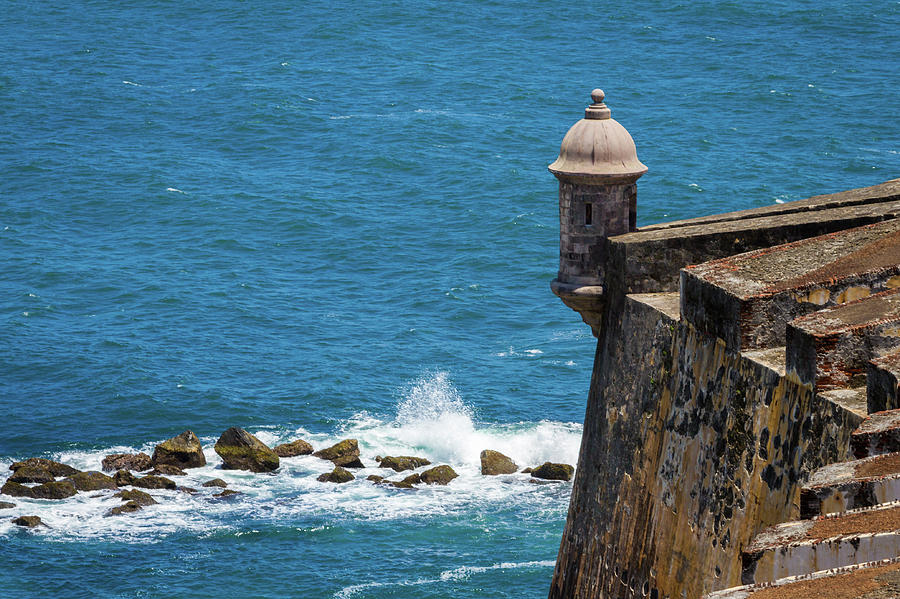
[115,489,157,506]
[106,501,143,516]
[102,452,152,472]
[151,431,206,469]
[376,455,431,472]
[9,465,55,484]
[531,462,574,481]
[148,464,186,476]
[113,470,137,487]
[273,439,314,457]
[30,481,77,499]
[480,450,518,475]
[312,439,364,468]
[316,467,354,483]
[66,471,117,491]
[214,489,241,498]
[214,427,280,472]
[10,458,79,478]
[12,516,42,528]
[201,478,228,488]
[391,473,421,489]
[420,465,458,485]
[0,502,16,509]
[1,481,34,498]
[132,475,177,490]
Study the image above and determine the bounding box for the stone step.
[741,502,900,585]
[786,288,900,392]
[680,218,900,352]
[852,409,900,459]
[800,452,900,519]
[704,557,900,598]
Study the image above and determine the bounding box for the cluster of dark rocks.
[480,449,575,481]
[2,427,574,528]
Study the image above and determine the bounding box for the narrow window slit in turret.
[585,202,593,226]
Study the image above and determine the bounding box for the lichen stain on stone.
[836,286,872,304]
[793,288,831,305]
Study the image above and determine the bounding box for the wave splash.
[347,371,580,469]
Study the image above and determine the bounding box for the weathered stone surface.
[313,439,363,468]
[151,430,206,469]
[101,452,152,473]
[132,475,176,490]
[214,427,280,472]
[851,409,900,459]
[9,465,55,484]
[742,504,900,585]
[148,464,186,476]
[531,462,574,482]
[113,469,137,487]
[610,179,900,298]
[178,487,197,494]
[549,292,860,599]
[547,179,900,599]
[201,478,227,488]
[419,465,458,485]
[786,288,900,391]
[273,439,314,457]
[682,219,900,352]
[106,501,143,516]
[115,489,157,506]
[801,452,900,519]
[12,515,42,528]
[376,455,431,473]
[0,501,16,509]
[366,475,385,484]
[480,450,518,475]
[66,471,117,491]
[317,467,354,484]
[10,458,78,478]
[30,480,77,499]
[705,559,900,599]
[1,481,33,498]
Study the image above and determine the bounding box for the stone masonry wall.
[548,294,862,599]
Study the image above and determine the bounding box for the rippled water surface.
[1,1,897,597]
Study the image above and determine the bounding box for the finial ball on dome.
[591,89,605,104]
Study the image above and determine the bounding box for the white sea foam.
[0,372,581,541]
[439,559,557,581]
[335,559,556,597]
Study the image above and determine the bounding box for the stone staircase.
[696,221,900,597]
[704,418,900,598]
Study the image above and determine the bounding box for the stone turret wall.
[557,181,636,285]
[549,178,900,599]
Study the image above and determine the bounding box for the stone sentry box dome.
[549,88,647,335]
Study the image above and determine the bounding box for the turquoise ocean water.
[1,1,897,597]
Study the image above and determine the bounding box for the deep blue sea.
[1,1,897,597]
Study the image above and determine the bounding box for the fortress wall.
[549,294,863,599]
